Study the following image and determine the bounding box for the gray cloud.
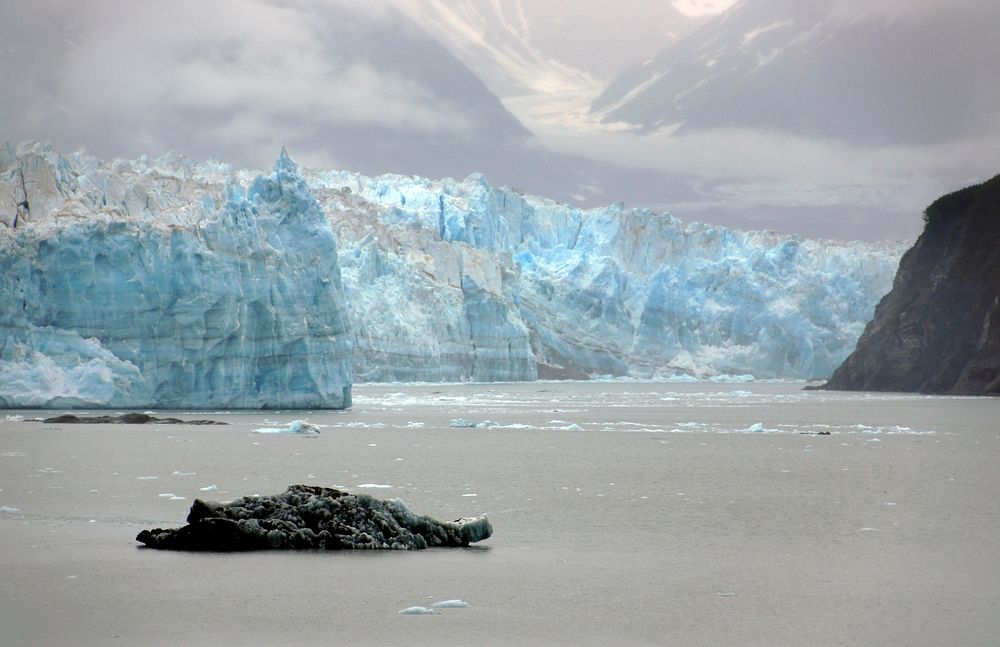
[2,0,996,242]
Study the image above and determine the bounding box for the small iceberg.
[450,418,499,428]
[431,599,470,608]
[398,607,434,615]
[252,420,321,435]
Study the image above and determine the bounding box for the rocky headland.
[821,174,1000,394]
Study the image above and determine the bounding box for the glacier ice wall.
[0,143,352,408]
[1,142,904,403]
[314,169,903,381]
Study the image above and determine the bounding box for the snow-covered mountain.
[1,143,902,407]
[389,0,705,145]
[390,0,701,95]
[592,0,1000,145]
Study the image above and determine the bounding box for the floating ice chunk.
[357,483,393,489]
[0,505,20,513]
[4,414,24,421]
[158,493,176,498]
[450,418,498,428]
[563,423,583,431]
[746,422,766,432]
[252,419,321,435]
[169,496,187,501]
[461,493,477,497]
[710,374,755,383]
[138,476,158,480]
[399,607,434,615]
[431,599,470,608]
[172,471,196,476]
[200,484,218,492]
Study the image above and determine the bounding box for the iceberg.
[1,143,903,399]
[135,484,493,550]
[252,420,321,435]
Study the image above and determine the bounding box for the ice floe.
[398,607,434,615]
[431,599,470,608]
[252,420,321,435]
[450,418,499,428]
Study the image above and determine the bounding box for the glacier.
[0,143,352,409]
[0,142,903,408]
[317,168,902,381]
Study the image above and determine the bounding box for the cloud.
[61,2,469,132]
[0,0,481,168]
[527,108,1000,240]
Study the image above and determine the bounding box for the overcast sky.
[1,0,996,241]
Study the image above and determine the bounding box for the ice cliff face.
[0,143,352,408]
[314,170,902,381]
[1,143,903,407]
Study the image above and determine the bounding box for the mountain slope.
[591,0,1000,145]
[821,174,1000,394]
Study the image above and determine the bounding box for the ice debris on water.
[0,506,20,513]
[252,420,321,435]
[746,423,766,432]
[200,485,218,492]
[431,599,470,608]
[450,418,499,428]
[399,607,434,615]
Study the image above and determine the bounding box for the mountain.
[390,0,702,97]
[1,143,903,408]
[591,0,1000,145]
[821,174,1000,394]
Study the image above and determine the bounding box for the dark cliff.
[821,174,1000,395]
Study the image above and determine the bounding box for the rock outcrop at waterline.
[821,174,1000,394]
[136,485,492,551]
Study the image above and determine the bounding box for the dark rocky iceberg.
[821,174,1000,394]
[43,414,226,425]
[136,485,492,551]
